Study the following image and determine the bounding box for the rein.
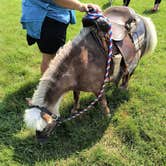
[37,11,113,136]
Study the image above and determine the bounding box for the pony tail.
[141,16,157,54]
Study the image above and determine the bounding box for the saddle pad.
[131,18,146,53]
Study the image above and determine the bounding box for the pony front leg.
[71,91,80,114]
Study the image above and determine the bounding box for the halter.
[29,105,59,120]
[34,10,113,137]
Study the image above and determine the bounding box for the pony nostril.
[36,130,48,143]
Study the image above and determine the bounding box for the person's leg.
[126,0,131,6]
[155,0,161,4]
[123,0,131,6]
[37,17,68,74]
[153,0,161,11]
[41,53,55,74]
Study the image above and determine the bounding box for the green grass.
[0,0,165,165]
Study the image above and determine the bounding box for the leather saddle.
[103,6,137,41]
[82,6,146,74]
[82,6,137,40]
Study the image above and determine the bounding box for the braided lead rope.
[55,13,113,126]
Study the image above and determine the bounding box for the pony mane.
[32,28,90,106]
[43,28,90,81]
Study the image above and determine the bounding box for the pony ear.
[41,112,53,124]
[26,98,32,106]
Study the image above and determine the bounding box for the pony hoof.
[105,114,111,119]
[71,109,78,114]
[103,108,111,116]
[105,112,111,117]
[119,84,128,90]
[107,112,111,116]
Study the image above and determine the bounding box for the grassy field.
[0,0,165,165]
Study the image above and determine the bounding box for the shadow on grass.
[143,9,158,15]
[0,82,129,165]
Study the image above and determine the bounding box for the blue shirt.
[21,0,76,39]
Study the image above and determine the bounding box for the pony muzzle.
[35,112,55,142]
[36,120,58,142]
[40,112,53,124]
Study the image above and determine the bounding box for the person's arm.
[53,0,101,12]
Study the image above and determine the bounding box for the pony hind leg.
[120,66,136,89]
[71,91,80,114]
[120,72,130,89]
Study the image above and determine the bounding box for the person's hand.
[79,3,101,12]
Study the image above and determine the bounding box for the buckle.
[51,114,59,121]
